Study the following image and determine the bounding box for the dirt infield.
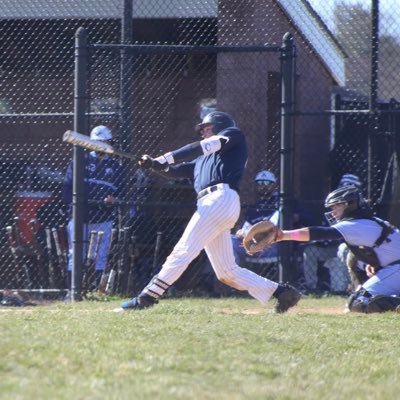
[217,306,347,315]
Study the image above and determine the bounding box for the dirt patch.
[294,306,348,315]
[217,306,347,315]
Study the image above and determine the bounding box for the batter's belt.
[197,183,236,200]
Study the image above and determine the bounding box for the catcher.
[243,185,400,313]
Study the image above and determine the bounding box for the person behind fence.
[232,170,279,265]
[263,184,400,313]
[63,125,123,290]
[118,111,301,313]
[301,173,362,293]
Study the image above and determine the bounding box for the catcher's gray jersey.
[333,218,400,296]
[333,218,400,267]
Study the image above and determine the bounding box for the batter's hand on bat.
[138,155,166,171]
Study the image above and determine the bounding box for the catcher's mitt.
[242,220,282,255]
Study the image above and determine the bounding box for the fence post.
[119,0,134,229]
[367,0,380,201]
[279,32,296,283]
[369,0,379,113]
[72,27,89,301]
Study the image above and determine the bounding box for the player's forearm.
[155,136,229,165]
[280,226,342,242]
[279,228,310,242]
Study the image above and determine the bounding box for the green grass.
[1,295,400,400]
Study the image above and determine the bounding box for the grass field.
[1,295,400,400]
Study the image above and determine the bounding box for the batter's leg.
[205,230,278,304]
[122,188,241,306]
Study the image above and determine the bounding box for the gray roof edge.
[277,0,347,86]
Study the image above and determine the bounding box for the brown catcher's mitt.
[242,220,282,255]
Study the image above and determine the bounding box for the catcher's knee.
[347,288,400,313]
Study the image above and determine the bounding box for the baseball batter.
[119,111,301,313]
[264,185,400,313]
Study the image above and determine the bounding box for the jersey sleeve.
[332,220,381,246]
[163,161,195,179]
[308,226,344,241]
[217,128,244,153]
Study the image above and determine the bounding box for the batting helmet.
[90,125,112,141]
[338,173,362,189]
[197,111,236,134]
[324,184,366,224]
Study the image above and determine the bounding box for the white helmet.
[255,170,276,184]
[90,125,112,141]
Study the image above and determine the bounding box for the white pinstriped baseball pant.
[144,184,278,303]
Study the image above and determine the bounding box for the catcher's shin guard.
[347,288,400,313]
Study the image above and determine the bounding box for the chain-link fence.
[0,0,399,301]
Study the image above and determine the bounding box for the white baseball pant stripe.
[145,186,278,303]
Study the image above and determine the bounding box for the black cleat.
[274,283,301,313]
[120,293,157,311]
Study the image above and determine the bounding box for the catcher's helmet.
[197,111,236,133]
[324,184,365,225]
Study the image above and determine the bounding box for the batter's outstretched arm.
[278,226,343,242]
[150,133,233,168]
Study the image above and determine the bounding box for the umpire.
[118,111,301,313]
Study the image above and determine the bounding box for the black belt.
[197,183,234,200]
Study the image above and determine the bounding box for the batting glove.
[138,155,167,171]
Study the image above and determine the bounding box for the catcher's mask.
[324,184,365,225]
[196,111,236,134]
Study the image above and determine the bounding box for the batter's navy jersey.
[165,126,248,193]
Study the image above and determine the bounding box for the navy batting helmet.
[197,111,236,133]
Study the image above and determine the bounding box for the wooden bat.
[29,219,47,288]
[152,231,163,272]
[126,234,137,296]
[90,230,104,290]
[98,228,118,294]
[52,227,67,288]
[63,130,136,160]
[45,227,57,289]
[82,230,97,292]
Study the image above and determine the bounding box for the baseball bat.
[116,228,129,294]
[98,228,117,294]
[29,219,47,287]
[90,230,104,290]
[63,131,136,160]
[6,226,21,288]
[126,234,137,296]
[105,228,119,295]
[152,231,163,273]
[52,227,67,288]
[13,218,33,289]
[82,230,97,292]
[45,227,56,289]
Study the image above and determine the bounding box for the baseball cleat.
[274,283,301,313]
[119,294,157,311]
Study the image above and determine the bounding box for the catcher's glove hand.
[138,155,166,171]
[242,220,283,255]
